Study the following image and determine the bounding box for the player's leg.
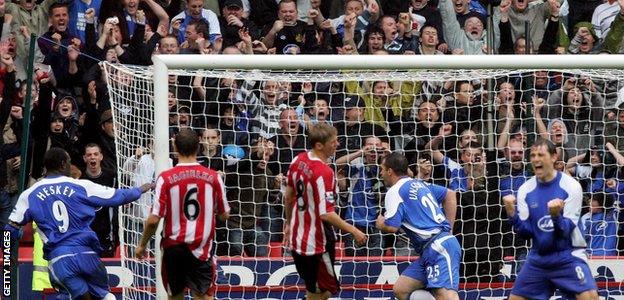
[425,235,461,300]
[393,275,427,300]
[549,258,598,300]
[48,255,92,300]
[508,259,553,300]
[575,290,599,300]
[292,252,339,300]
[162,245,191,300]
[79,252,115,300]
[187,252,218,300]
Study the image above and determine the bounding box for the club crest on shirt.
[325,192,335,203]
[538,215,554,232]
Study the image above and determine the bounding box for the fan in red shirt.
[136,129,230,300]
[283,122,367,300]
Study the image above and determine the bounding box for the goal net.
[103,56,624,300]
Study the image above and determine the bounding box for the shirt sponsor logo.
[537,215,554,232]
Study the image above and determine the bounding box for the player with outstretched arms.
[376,152,460,300]
[283,122,367,300]
[136,129,230,300]
[4,148,153,300]
[503,138,598,300]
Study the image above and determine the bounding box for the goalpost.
[104,55,624,300]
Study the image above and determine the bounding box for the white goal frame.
[149,54,624,299]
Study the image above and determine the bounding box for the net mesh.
[103,61,624,299]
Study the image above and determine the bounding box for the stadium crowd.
[0,0,623,284]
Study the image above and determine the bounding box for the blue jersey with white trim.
[510,171,587,262]
[9,175,142,260]
[384,177,450,252]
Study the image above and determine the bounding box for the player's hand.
[375,214,385,230]
[139,183,155,193]
[135,245,147,259]
[547,198,565,217]
[282,223,291,248]
[606,178,617,189]
[353,229,367,246]
[502,195,517,217]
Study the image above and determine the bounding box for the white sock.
[103,293,116,300]
[409,290,435,300]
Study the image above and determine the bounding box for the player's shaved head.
[175,129,200,156]
[382,152,409,176]
[44,147,71,175]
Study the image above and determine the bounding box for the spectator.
[591,0,621,40]
[268,108,307,176]
[261,0,307,54]
[222,139,273,256]
[336,136,388,256]
[334,95,387,158]
[198,126,225,171]
[180,19,210,53]
[415,24,444,55]
[171,0,221,45]
[6,0,55,60]
[581,192,619,256]
[428,124,484,191]
[546,76,604,154]
[327,0,379,49]
[403,99,442,165]
[68,0,102,43]
[438,0,499,55]
[410,0,447,53]
[504,0,559,52]
[80,143,119,257]
[38,2,84,90]
[218,0,260,48]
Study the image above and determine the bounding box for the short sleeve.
[317,168,336,215]
[384,185,404,228]
[214,173,230,214]
[151,175,168,217]
[427,183,448,205]
[8,193,31,226]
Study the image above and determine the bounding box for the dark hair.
[175,128,200,156]
[308,122,337,148]
[532,138,557,155]
[84,143,101,152]
[360,26,386,54]
[454,80,472,93]
[188,19,210,37]
[383,152,409,176]
[462,142,483,153]
[44,147,70,173]
[279,0,297,8]
[591,191,614,208]
[419,23,438,37]
[49,2,69,14]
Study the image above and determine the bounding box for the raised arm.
[533,96,550,140]
[605,142,624,165]
[503,193,534,239]
[143,0,170,30]
[442,189,457,231]
[424,123,452,164]
[80,180,153,207]
[549,179,583,237]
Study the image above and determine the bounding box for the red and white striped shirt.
[152,163,229,260]
[286,152,336,256]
